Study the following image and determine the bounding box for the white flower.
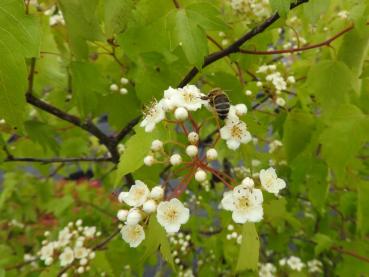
[259,167,286,195]
[276,97,286,107]
[287,76,295,84]
[220,119,252,150]
[221,185,263,224]
[171,85,205,111]
[194,170,207,182]
[59,247,74,266]
[121,224,145,248]
[140,101,165,132]
[307,259,322,273]
[287,256,305,271]
[206,148,218,160]
[241,177,254,188]
[83,226,96,238]
[156,198,190,233]
[74,247,88,259]
[151,140,163,151]
[338,10,349,19]
[187,132,199,144]
[235,104,247,116]
[121,180,150,207]
[170,154,182,166]
[142,200,157,213]
[268,140,282,153]
[40,243,54,261]
[150,186,164,200]
[259,263,277,277]
[58,227,72,246]
[118,191,128,203]
[174,107,188,120]
[186,145,198,157]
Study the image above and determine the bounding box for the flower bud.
[187,132,199,144]
[126,209,142,225]
[186,145,198,157]
[241,177,254,188]
[151,140,163,151]
[117,209,129,221]
[144,155,155,166]
[110,84,119,91]
[120,88,128,95]
[276,97,286,107]
[150,186,164,200]
[206,148,218,161]
[143,199,157,213]
[245,90,252,96]
[170,154,182,165]
[118,191,128,203]
[120,77,129,85]
[174,107,188,121]
[195,170,207,182]
[235,104,247,116]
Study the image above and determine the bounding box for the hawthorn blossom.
[221,184,263,224]
[40,243,54,262]
[156,198,190,233]
[59,247,74,266]
[287,256,305,271]
[259,263,277,277]
[121,224,145,248]
[140,101,166,132]
[121,180,150,207]
[220,119,252,150]
[168,85,205,111]
[74,246,89,259]
[259,167,286,195]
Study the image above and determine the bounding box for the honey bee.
[201,88,230,120]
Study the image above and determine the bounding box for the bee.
[201,88,230,120]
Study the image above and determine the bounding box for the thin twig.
[4,156,112,163]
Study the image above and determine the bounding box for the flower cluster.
[259,257,322,276]
[221,168,286,224]
[44,6,65,26]
[229,0,271,21]
[110,77,129,95]
[117,181,189,247]
[225,224,242,244]
[255,64,296,107]
[37,220,100,275]
[259,263,277,277]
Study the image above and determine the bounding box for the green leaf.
[90,252,114,276]
[307,160,329,212]
[59,0,103,59]
[174,9,208,69]
[283,110,315,161]
[270,0,290,17]
[313,233,333,255]
[0,173,17,211]
[303,0,330,23]
[104,0,135,36]
[46,195,74,216]
[303,60,354,113]
[186,2,228,31]
[357,181,369,237]
[70,61,105,118]
[25,120,60,154]
[235,223,259,272]
[0,0,40,57]
[116,126,162,184]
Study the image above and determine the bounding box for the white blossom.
[259,263,276,277]
[121,180,150,207]
[174,107,189,121]
[194,170,207,182]
[150,186,164,200]
[259,167,286,195]
[156,198,190,233]
[170,85,205,111]
[187,132,199,144]
[170,154,182,166]
[287,256,305,271]
[220,119,252,150]
[186,145,198,157]
[121,224,145,248]
[59,247,74,266]
[206,148,218,160]
[151,140,163,151]
[142,199,157,213]
[221,185,263,224]
[140,101,166,132]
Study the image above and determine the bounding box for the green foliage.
[236,223,259,272]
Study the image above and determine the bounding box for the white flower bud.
[80,258,88,265]
[119,88,128,95]
[174,107,188,121]
[186,145,198,157]
[235,104,247,116]
[117,209,129,221]
[151,140,163,151]
[287,76,295,84]
[118,191,128,203]
[120,77,129,85]
[206,148,218,161]
[110,84,119,91]
[241,177,254,188]
[76,219,82,226]
[144,155,155,166]
[187,132,199,144]
[142,199,157,213]
[126,210,143,225]
[276,97,286,107]
[245,90,252,96]
[170,154,182,165]
[77,266,85,274]
[44,231,50,237]
[195,170,207,182]
[256,81,263,87]
[150,186,164,200]
[227,224,234,231]
[45,257,53,265]
[89,252,96,259]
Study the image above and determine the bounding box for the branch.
[240,25,354,55]
[114,115,141,143]
[178,0,309,87]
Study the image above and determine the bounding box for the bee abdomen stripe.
[214,102,230,109]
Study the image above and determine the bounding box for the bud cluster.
[110,77,129,95]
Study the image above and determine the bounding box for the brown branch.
[172,0,180,9]
[114,115,141,143]
[240,25,354,55]
[177,0,309,87]
[331,246,369,263]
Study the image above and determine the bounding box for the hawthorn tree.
[1,0,369,276]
